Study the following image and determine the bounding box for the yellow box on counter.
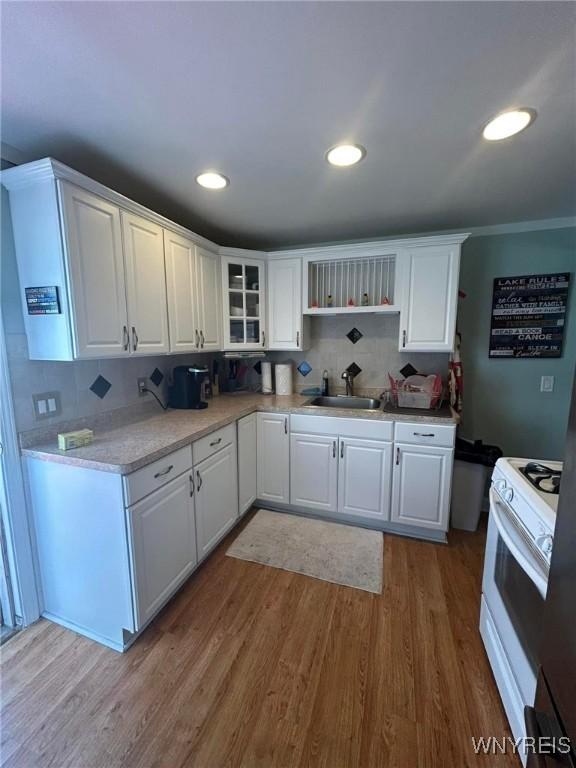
[58,429,94,451]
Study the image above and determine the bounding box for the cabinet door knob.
[123,325,129,351]
[132,326,138,352]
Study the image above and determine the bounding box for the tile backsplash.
[266,314,449,394]
[5,330,216,436]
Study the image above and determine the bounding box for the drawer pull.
[209,437,222,447]
[413,432,435,438]
[154,464,174,479]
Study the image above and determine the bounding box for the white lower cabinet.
[338,437,392,520]
[238,413,257,514]
[290,433,338,513]
[195,443,239,560]
[391,443,453,531]
[128,471,196,630]
[257,412,290,503]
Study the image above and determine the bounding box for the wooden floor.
[1,512,518,768]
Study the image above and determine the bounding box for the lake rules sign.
[489,273,571,358]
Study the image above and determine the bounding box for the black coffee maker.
[169,365,210,409]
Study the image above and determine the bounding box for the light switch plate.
[540,376,555,393]
[33,391,62,420]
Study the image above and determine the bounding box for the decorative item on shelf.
[380,296,391,305]
[327,294,333,307]
[347,298,355,307]
[311,299,319,308]
[362,292,369,306]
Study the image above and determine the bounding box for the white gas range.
[480,457,562,764]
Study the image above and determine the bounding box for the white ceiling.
[2,1,575,249]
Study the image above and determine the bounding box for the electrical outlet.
[541,376,555,393]
[137,378,148,396]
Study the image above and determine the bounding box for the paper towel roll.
[261,361,273,394]
[275,363,293,396]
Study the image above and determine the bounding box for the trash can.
[451,438,503,531]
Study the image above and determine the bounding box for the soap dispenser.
[322,369,329,396]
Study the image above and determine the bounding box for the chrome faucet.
[341,370,355,396]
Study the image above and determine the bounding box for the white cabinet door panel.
[257,412,289,503]
[128,472,196,629]
[338,438,392,520]
[268,258,302,350]
[196,247,221,351]
[391,444,453,531]
[59,182,128,358]
[195,443,239,560]
[290,432,338,513]
[400,246,460,352]
[238,413,257,515]
[164,230,199,353]
[122,212,169,355]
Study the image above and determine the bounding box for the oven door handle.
[489,488,548,599]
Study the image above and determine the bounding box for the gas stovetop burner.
[520,462,562,495]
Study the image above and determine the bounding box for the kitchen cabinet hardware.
[341,440,345,459]
[396,447,400,465]
[132,326,138,352]
[284,417,288,434]
[123,326,129,351]
[153,464,173,479]
[262,331,266,347]
[296,331,300,347]
[209,437,222,447]
[402,330,406,348]
[196,469,202,492]
[195,329,200,348]
[414,432,435,437]
[332,440,336,458]
[189,474,194,496]
[200,330,205,348]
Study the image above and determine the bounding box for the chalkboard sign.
[489,273,570,358]
[25,286,61,315]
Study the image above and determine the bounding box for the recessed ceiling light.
[326,143,366,167]
[195,171,229,189]
[482,109,536,141]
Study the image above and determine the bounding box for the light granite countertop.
[22,393,457,475]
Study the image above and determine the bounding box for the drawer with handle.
[123,445,193,506]
[193,423,236,466]
[394,421,455,448]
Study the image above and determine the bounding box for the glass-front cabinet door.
[221,257,266,350]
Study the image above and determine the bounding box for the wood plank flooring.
[1,513,519,767]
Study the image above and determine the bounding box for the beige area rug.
[226,509,383,594]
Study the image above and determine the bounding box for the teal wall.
[458,227,576,460]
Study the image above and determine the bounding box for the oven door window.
[495,532,545,676]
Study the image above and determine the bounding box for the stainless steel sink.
[306,395,381,410]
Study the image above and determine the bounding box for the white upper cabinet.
[221,256,266,350]
[195,247,221,351]
[398,243,461,352]
[121,211,169,355]
[164,230,199,353]
[59,182,129,358]
[267,258,306,350]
